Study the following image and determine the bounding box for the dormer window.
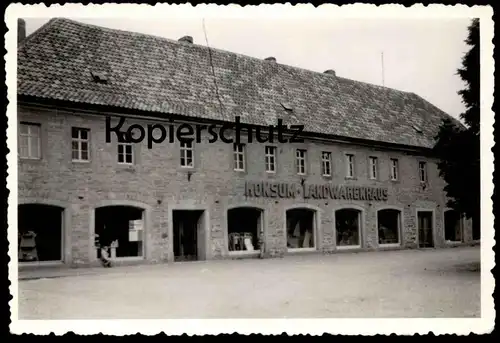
[91,71,108,84]
[281,102,293,112]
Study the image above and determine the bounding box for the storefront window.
[227,207,262,253]
[336,209,361,247]
[378,209,401,245]
[286,208,315,249]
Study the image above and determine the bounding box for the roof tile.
[18,18,459,149]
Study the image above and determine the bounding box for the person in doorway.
[99,225,112,268]
[100,245,112,268]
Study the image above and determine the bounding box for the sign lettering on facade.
[244,181,388,201]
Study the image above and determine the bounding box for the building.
[16,18,478,268]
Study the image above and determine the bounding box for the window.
[390,158,399,181]
[286,208,315,249]
[419,161,427,182]
[369,156,378,180]
[335,209,361,248]
[71,128,90,162]
[118,143,133,164]
[296,149,307,175]
[19,123,41,159]
[321,151,332,177]
[265,146,276,173]
[378,209,401,245]
[346,154,355,178]
[233,144,245,171]
[228,208,263,253]
[180,141,194,168]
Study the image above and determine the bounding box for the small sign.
[129,220,143,231]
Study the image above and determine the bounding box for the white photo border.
[5,3,495,336]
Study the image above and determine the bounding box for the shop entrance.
[417,211,434,248]
[18,204,64,263]
[286,208,316,250]
[95,206,145,259]
[172,210,206,262]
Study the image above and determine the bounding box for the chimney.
[18,18,26,44]
[178,36,193,44]
[264,57,276,62]
[324,69,336,76]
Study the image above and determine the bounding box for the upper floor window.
[19,122,41,159]
[346,154,355,178]
[72,127,90,162]
[321,151,332,177]
[233,143,245,171]
[118,142,133,165]
[419,161,427,183]
[296,149,307,175]
[390,158,399,181]
[265,146,276,173]
[180,140,194,168]
[369,156,378,180]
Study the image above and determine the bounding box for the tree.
[434,19,480,239]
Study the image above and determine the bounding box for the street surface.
[18,246,480,319]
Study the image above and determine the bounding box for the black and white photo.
[6,3,494,336]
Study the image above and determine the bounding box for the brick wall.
[16,105,473,266]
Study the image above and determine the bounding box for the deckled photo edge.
[5,3,495,336]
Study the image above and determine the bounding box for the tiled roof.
[18,18,458,149]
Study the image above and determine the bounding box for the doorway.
[172,210,206,262]
[94,206,145,260]
[417,211,434,248]
[18,204,64,263]
[444,210,463,243]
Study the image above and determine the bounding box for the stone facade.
[17,104,474,267]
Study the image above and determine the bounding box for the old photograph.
[6,3,494,336]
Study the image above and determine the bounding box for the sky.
[24,17,471,119]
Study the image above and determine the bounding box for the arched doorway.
[377,209,402,246]
[286,208,316,251]
[335,208,362,248]
[18,204,64,263]
[94,205,145,259]
[227,207,264,254]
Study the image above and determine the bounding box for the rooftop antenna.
[202,18,225,120]
[381,51,385,87]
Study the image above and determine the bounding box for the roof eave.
[17,95,435,155]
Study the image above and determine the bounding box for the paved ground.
[17,246,480,319]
